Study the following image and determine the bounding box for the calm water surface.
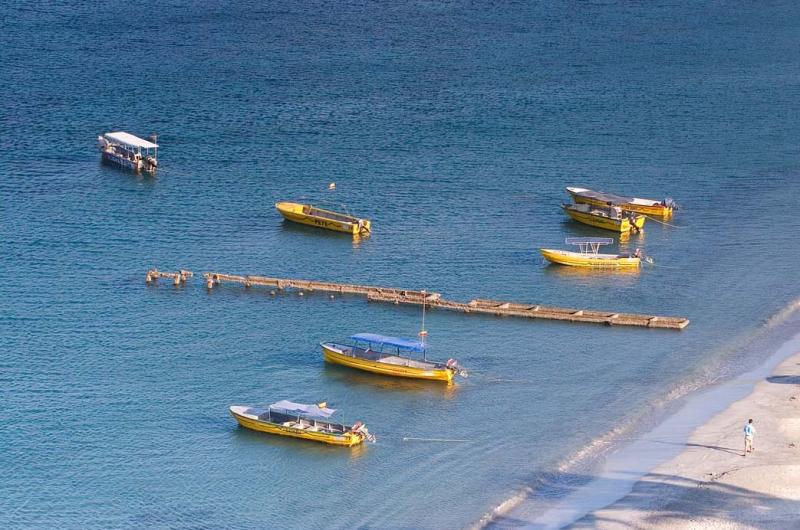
[2,1,800,529]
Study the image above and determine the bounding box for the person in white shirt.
[743,419,755,456]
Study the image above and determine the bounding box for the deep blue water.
[2,1,800,528]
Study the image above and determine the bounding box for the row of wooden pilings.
[145,269,193,286]
[146,269,690,330]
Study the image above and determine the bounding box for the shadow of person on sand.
[766,375,800,384]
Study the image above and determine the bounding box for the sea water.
[2,1,800,528]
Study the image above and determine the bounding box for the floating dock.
[367,293,688,329]
[157,270,688,330]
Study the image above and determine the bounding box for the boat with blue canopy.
[320,333,467,383]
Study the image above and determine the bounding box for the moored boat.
[276,202,371,235]
[561,203,646,233]
[540,237,643,268]
[320,333,467,383]
[566,186,674,217]
[229,400,375,446]
[97,131,158,173]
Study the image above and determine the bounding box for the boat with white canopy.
[97,131,158,173]
[229,400,375,446]
[540,237,645,268]
[566,186,675,218]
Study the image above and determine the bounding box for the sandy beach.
[573,351,800,529]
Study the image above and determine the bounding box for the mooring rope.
[402,437,471,443]
[645,215,685,228]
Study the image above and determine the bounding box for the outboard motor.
[446,358,468,378]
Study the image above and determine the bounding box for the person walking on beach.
[743,419,755,456]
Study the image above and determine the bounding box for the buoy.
[328,182,336,190]
[330,295,335,299]
[270,290,276,296]
[173,276,180,286]
[299,291,304,297]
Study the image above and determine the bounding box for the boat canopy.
[269,400,336,419]
[568,187,634,205]
[105,131,158,149]
[350,333,425,353]
[565,237,614,245]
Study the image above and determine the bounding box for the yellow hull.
[540,249,640,268]
[230,409,363,446]
[568,191,673,218]
[322,345,454,382]
[276,202,371,235]
[562,206,646,233]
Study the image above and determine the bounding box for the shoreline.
[481,310,800,530]
[573,345,800,529]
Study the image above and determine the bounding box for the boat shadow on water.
[279,220,369,247]
[99,161,158,185]
[322,364,459,399]
[562,220,647,243]
[542,264,642,279]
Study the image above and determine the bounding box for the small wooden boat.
[276,202,371,235]
[540,237,642,268]
[562,203,646,233]
[229,400,375,447]
[566,187,674,217]
[320,333,467,383]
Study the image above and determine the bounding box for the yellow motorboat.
[562,203,646,233]
[229,400,375,447]
[321,333,467,383]
[540,237,643,268]
[566,187,675,218]
[276,201,371,235]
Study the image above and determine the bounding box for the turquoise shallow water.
[3,1,800,528]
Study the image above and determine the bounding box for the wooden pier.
[202,272,438,300]
[187,271,689,330]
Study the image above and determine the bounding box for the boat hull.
[276,202,369,235]
[567,189,672,217]
[562,206,646,233]
[229,408,363,446]
[321,344,454,382]
[540,249,640,268]
[101,150,144,172]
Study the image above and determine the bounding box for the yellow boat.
[229,401,375,447]
[562,203,646,233]
[276,201,371,235]
[320,333,467,383]
[566,187,674,218]
[540,237,642,268]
